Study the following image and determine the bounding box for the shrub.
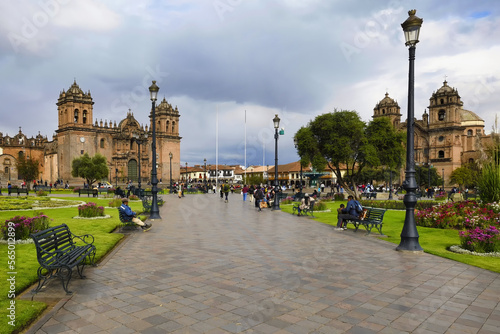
[1,213,51,240]
[314,201,327,211]
[434,191,447,201]
[478,163,500,203]
[36,190,48,197]
[459,226,500,253]
[334,193,345,201]
[129,194,139,201]
[280,198,293,205]
[78,202,105,218]
[108,198,122,208]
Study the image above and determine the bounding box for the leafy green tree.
[294,110,405,199]
[71,153,109,187]
[450,163,479,190]
[16,155,40,190]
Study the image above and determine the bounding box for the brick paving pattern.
[27,194,500,333]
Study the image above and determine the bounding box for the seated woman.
[297,193,311,216]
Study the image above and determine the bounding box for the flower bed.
[416,201,500,254]
[78,202,105,218]
[0,213,51,240]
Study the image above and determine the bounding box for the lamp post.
[273,114,281,210]
[148,81,161,220]
[132,133,148,192]
[396,9,423,252]
[169,152,173,194]
[204,158,207,185]
[293,137,303,191]
[185,162,188,183]
[389,167,393,200]
[442,168,445,191]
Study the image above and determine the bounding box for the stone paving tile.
[30,195,500,333]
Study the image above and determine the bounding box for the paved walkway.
[27,194,499,333]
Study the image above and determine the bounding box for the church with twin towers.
[0,80,181,185]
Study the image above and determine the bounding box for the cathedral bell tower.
[372,92,402,128]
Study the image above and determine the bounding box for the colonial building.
[373,80,492,186]
[0,81,182,186]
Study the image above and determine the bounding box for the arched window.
[438,150,444,159]
[18,151,24,159]
[166,120,170,132]
[467,130,473,136]
[382,109,385,114]
[4,166,8,174]
[74,109,79,123]
[440,98,444,104]
[83,110,88,124]
[438,110,445,121]
[172,121,175,133]
[468,158,474,164]
[100,138,105,148]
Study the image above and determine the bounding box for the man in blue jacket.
[336,195,360,230]
[120,198,152,231]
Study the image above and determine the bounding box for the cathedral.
[373,80,492,187]
[0,81,181,186]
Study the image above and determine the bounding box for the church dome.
[66,80,84,96]
[436,80,454,94]
[376,92,398,107]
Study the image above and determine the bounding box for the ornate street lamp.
[396,9,423,252]
[442,168,445,191]
[273,114,281,210]
[148,81,161,220]
[185,162,188,183]
[132,132,148,194]
[169,152,173,194]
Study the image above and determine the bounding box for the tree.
[16,155,40,190]
[294,110,405,199]
[450,163,480,190]
[71,153,109,187]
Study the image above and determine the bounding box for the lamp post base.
[396,238,423,252]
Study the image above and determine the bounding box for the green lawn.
[0,196,141,334]
[280,200,500,274]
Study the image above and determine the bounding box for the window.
[172,121,175,133]
[166,120,170,132]
[382,109,385,114]
[438,110,445,121]
[440,99,444,104]
[74,109,79,123]
[100,138,105,148]
[18,151,24,159]
[83,110,87,124]
[469,158,474,164]
[438,150,444,159]
[438,136,444,142]
[467,130,473,136]
[4,167,8,174]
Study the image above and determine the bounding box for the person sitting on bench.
[120,198,152,231]
[297,193,311,216]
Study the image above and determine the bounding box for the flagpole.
[244,110,247,184]
[216,105,219,188]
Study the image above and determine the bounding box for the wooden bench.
[30,224,96,294]
[35,185,52,193]
[97,188,110,196]
[345,207,387,235]
[292,200,316,217]
[16,188,29,196]
[78,188,97,197]
[118,207,138,230]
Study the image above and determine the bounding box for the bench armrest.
[70,232,95,245]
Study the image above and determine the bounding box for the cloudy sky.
[1,0,499,167]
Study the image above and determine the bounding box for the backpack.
[354,200,363,213]
[255,189,263,200]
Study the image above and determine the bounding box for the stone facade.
[373,80,492,187]
[0,81,181,186]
